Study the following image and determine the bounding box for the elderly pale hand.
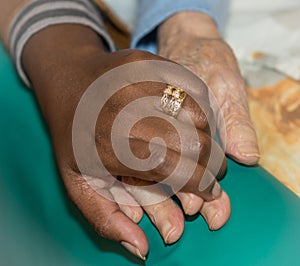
[158,11,260,165]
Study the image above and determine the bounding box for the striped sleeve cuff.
[8,0,115,87]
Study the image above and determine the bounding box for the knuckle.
[198,134,212,159]
[94,219,109,238]
[224,108,253,130]
[93,209,118,238]
[150,150,177,179]
[198,108,214,132]
[149,147,167,168]
[122,49,158,62]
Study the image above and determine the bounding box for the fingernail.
[209,209,222,230]
[212,182,221,200]
[121,241,146,260]
[132,211,140,223]
[180,194,193,215]
[162,221,176,244]
[203,206,220,230]
[237,143,260,158]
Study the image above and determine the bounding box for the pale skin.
[20,11,258,261]
[156,12,260,243]
[158,12,259,165]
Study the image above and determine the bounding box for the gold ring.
[160,85,187,117]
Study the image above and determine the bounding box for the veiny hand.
[158,11,260,166]
[22,25,230,260]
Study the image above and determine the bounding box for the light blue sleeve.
[131,0,229,53]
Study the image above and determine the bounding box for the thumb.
[208,71,260,165]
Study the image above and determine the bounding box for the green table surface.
[1,43,300,266]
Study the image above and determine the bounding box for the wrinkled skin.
[21,20,254,260]
[158,11,260,165]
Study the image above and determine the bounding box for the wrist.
[22,24,107,90]
[22,24,107,131]
[158,11,221,50]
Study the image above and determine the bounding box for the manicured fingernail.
[121,241,146,260]
[162,222,176,244]
[237,143,260,158]
[212,182,221,200]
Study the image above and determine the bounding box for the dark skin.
[22,24,231,259]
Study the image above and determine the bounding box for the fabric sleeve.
[6,0,115,87]
[131,0,229,53]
